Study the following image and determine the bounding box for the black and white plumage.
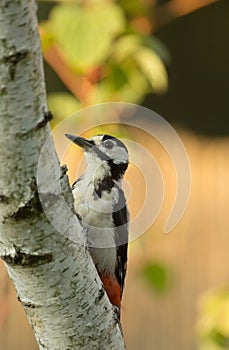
[65,133,129,309]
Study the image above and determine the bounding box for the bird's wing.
[112,186,129,298]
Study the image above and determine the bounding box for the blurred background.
[1,0,229,349]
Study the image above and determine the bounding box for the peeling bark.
[0,1,125,349]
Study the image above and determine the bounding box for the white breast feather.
[73,173,118,276]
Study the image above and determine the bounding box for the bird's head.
[65,134,129,181]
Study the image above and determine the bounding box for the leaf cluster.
[40,0,169,120]
[197,289,229,350]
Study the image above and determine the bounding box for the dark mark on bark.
[2,178,43,221]
[2,48,28,80]
[11,179,43,221]
[113,305,121,322]
[75,212,82,221]
[35,108,53,130]
[2,245,53,267]
[95,287,105,304]
[15,109,53,137]
[0,85,6,94]
[60,164,68,179]
[38,338,46,349]
[0,194,10,203]
[17,295,42,308]
[24,301,42,308]
[62,266,69,274]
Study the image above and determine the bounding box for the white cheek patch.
[111,146,128,164]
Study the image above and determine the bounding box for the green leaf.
[135,48,168,94]
[141,261,171,294]
[209,330,229,348]
[143,36,171,65]
[109,65,129,90]
[93,64,149,104]
[111,34,142,63]
[118,0,150,17]
[49,3,125,71]
[197,288,229,344]
[115,66,149,102]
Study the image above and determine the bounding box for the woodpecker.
[65,133,129,312]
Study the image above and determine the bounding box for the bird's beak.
[65,134,93,150]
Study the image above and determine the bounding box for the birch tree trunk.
[0,1,125,349]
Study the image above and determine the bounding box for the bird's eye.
[104,140,114,149]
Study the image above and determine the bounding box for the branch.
[40,27,96,105]
[0,1,125,349]
[155,0,219,29]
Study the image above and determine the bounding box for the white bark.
[0,1,125,349]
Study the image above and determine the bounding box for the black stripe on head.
[88,139,95,146]
[101,135,128,154]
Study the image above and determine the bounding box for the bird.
[65,133,129,313]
